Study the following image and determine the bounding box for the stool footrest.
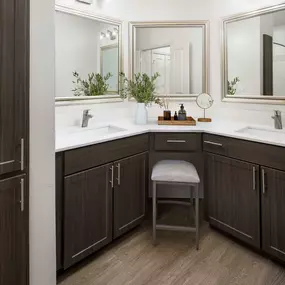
[158,200,192,206]
[156,224,196,233]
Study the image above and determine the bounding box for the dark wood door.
[0,0,29,176]
[113,153,147,239]
[206,154,260,247]
[56,153,63,271]
[63,163,113,269]
[0,175,28,285]
[262,167,285,261]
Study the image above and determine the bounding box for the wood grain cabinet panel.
[63,164,113,269]
[0,176,28,285]
[0,0,29,176]
[113,153,147,239]
[206,153,260,248]
[262,167,285,262]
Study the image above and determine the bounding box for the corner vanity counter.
[56,119,285,271]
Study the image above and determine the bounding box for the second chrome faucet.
[81,109,93,128]
[272,110,283,130]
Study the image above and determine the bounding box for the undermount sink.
[236,126,285,140]
[71,125,127,137]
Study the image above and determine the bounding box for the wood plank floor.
[58,224,285,285]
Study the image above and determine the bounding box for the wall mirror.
[55,5,123,102]
[222,3,285,103]
[129,21,209,98]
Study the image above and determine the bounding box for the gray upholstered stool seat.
[151,160,201,250]
[151,160,200,183]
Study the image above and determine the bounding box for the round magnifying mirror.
[196,93,213,122]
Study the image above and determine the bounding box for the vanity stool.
[151,160,201,250]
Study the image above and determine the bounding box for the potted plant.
[228,77,240,95]
[119,72,162,125]
[72,71,112,96]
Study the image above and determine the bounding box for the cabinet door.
[113,153,147,239]
[56,153,63,271]
[262,167,285,261]
[0,0,29,175]
[206,154,260,247]
[0,176,28,285]
[64,164,113,269]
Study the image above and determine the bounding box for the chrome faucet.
[272,110,283,130]
[81,109,93,128]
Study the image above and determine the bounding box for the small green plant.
[228,77,240,95]
[119,72,162,106]
[72,71,112,96]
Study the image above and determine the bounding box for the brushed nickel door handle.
[20,178,24,212]
[20,138,24,171]
[262,169,266,194]
[252,166,256,191]
[167,139,186,143]
[116,163,121,186]
[109,166,114,188]
[0,160,15,166]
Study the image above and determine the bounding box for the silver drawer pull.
[167,140,186,143]
[0,160,15,166]
[262,169,266,194]
[116,163,121,186]
[204,140,223,147]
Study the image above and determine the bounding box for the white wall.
[30,1,56,285]
[55,0,285,129]
[227,17,261,95]
[55,11,100,97]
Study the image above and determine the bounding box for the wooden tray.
[157,116,196,126]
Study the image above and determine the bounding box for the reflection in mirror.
[55,7,121,100]
[223,4,285,101]
[131,22,208,98]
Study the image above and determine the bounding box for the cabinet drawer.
[64,134,149,175]
[203,134,229,156]
[154,133,201,152]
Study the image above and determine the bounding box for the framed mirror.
[222,3,285,104]
[129,21,209,98]
[55,5,123,102]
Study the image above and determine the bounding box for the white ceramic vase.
[135,103,148,125]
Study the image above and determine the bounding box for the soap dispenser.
[178,104,187,121]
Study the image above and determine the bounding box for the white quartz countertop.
[56,118,285,152]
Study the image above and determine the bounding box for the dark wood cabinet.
[63,164,113,269]
[113,153,147,239]
[0,176,28,285]
[262,167,285,262]
[0,0,29,176]
[206,153,260,248]
[56,153,63,270]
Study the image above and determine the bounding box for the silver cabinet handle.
[167,140,186,143]
[109,166,114,188]
[262,169,266,194]
[252,166,256,190]
[116,163,121,186]
[20,178,24,212]
[21,138,24,171]
[204,140,223,147]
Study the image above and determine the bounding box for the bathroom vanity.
[56,122,285,271]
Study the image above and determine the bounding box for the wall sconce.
[100,32,106,39]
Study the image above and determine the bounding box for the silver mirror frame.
[55,4,124,103]
[222,2,285,104]
[129,21,209,99]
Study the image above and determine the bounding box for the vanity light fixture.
[113,27,119,35]
[106,30,116,40]
[100,32,106,39]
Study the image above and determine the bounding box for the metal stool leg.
[152,181,157,245]
[195,184,199,250]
